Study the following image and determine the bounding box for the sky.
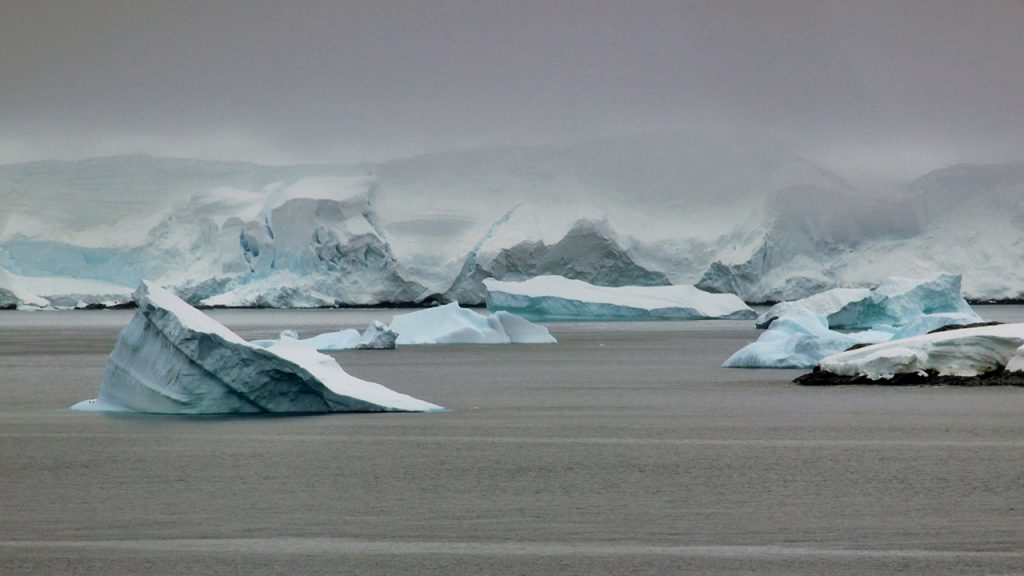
[2,0,1023,181]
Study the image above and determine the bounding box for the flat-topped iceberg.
[797,323,1024,385]
[389,302,556,345]
[756,273,979,329]
[71,282,440,414]
[483,275,755,321]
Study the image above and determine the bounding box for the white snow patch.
[818,323,1024,380]
[484,275,754,320]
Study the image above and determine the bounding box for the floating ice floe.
[71,281,440,414]
[389,302,556,345]
[798,323,1024,384]
[482,275,755,321]
[755,273,979,329]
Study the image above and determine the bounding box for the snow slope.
[3,136,1024,307]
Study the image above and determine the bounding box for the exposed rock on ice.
[484,275,755,321]
[7,144,1024,307]
[0,134,845,307]
[444,219,670,304]
[388,302,556,345]
[71,281,440,414]
[796,323,1024,385]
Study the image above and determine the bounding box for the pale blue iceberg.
[297,321,398,350]
[71,281,440,414]
[388,302,556,345]
[756,273,980,329]
[483,275,755,321]
[730,274,986,368]
[723,308,891,368]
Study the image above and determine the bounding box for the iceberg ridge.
[74,281,440,414]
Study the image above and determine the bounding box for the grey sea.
[1,307,1023,575]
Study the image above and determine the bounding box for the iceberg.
[755,273,980,329]
[726,309,987,370]
[730,275,985,369]
[723,308,892,369]
[356,321,399,349]
[754,288,871,329]
[294,321,398,350]
[71,281,440,414]
[388,302,556,345]
[798,323,1024,384]
[827,273,980,329]
[483,275,755,321]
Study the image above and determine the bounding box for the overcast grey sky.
[2,0,1022,180]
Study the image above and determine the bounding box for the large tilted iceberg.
[71,282,440,414]
[389,302,556,345]
[483,275,755,321]
[727,274,984,368]
[798,323,1024,384]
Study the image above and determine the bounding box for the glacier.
[388,303,556,345]
[3,137,1024,308]
[727,274,984,368]
[484,275,755,321]
[798,323,1024,384]
[71,281,440,414]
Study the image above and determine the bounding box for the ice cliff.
[3,136,1024,308]
[72,281,440,413]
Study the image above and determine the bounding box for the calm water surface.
[1,307,1022,575]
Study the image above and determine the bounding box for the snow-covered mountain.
[1,134,1021,308]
